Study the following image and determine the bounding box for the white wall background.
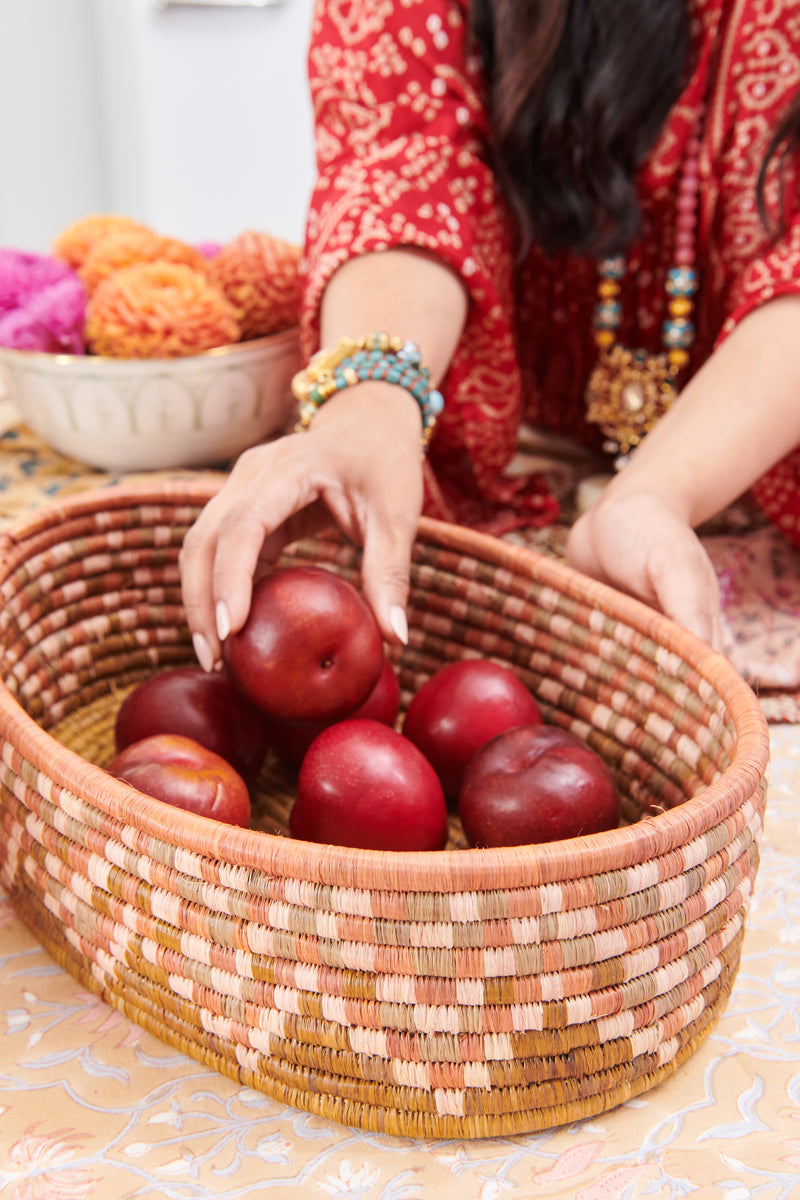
[0,0,108,251]
[0,0,316,254]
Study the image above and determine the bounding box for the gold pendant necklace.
[585,110,703,466]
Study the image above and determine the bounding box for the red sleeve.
[705,10,800,341]
[722,216,800,548]
[300,0,557,532]
[699,4,800,543]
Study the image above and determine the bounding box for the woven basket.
[0,480,769,1139]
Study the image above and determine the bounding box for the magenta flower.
[0,249,75,315]
[0,275,86,354]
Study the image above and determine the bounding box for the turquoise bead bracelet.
[291,332,444,450]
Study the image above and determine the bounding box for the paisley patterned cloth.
[301,0,800,542]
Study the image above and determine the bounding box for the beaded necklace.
[585,108,703,465]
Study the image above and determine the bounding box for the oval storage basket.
[0,481,769,1139]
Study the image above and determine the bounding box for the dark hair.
[472,0,800,258]
[470,0,690,258]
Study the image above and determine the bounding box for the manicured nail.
[389,604,408,646]
[192,632,214,673]
[216,600,231,642]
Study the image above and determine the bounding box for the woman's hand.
[179,381,425,672]
[179,247,468,671]
[566,490,724,648]
[566,298,800,649]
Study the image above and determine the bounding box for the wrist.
[597,465,695,527]
[310,378,424,434]
[306,381,429,466]
[292,332,444,451]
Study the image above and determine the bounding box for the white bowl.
[0,328,302,471]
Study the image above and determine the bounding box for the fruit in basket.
[114,665,271,784]
[289,719,448,851]
[268,655,401,770]
[458,724,620,847]
[223,566,384,723]
[346,653,400,723]
[401,660,542,798]
[107,733,251,827]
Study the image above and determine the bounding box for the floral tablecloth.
[0,406,799,1198]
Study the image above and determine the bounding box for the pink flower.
[6,1126,95,1200]
[0,249,74,315]
[0,276,86,354]
[71,991,145,1046]
[532,1141,604,1185]
[194,240,223,260]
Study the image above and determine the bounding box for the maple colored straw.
[0,480,769,1138]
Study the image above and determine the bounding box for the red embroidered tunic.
[300,0,800,543]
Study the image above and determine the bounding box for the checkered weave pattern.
[0,482,769,1137]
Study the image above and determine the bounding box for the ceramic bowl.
[0,327,302,471]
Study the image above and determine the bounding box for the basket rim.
[0,479,770,892]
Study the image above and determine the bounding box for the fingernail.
[192,632,215,673]
[389,604,408,646]
[216,601,231,642]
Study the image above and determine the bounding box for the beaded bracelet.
[291,332,444,450]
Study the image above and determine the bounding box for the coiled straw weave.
[0,481,769,1138]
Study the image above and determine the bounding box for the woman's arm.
[566,294,800,645]
[179,248,468,671]
[319,247,468,379]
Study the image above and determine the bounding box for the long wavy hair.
[471,0,800,257]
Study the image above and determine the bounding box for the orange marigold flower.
[80,230,208,294]
[52,214,152,271]
[208,230,300,339]
[85,262,240,359]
